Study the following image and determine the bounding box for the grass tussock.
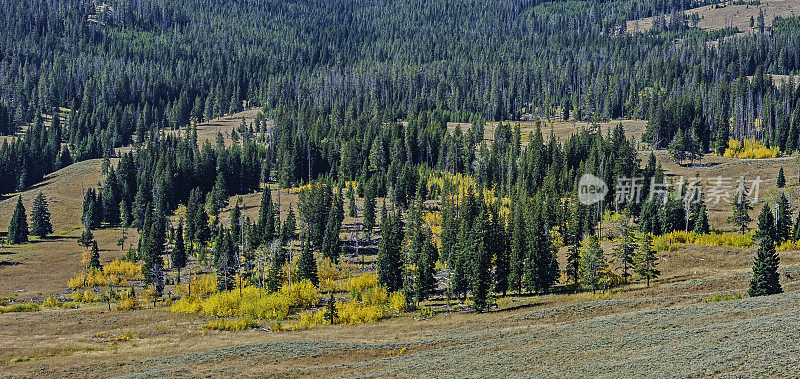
[703,293,743,303]
[42,296,78,309]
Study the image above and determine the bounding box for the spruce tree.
[693,205,710,234]
[579,235,606,292]
[347,184,357,218]
[172,221,187,279]
[612,218,638,284]
[89,240,102,270]
[296,240,319,286]
[635,233,660,287]
[749,207,782,297]
[363,183,376,234]
[471,210,491,312]
[280,207,296,245]
[30,192,53,238]
[214,230,238,291]
[377,208,404,292]
[491,207,510,296]
[256,188,276,246]
[7,196,28,244]
[321,210,342,263]
[508,203,526,293]
[267,244,287,292]
[777,167,786,188]
[775,194,792,243]
[728,186,752,234]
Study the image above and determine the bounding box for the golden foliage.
[172,280,319,321]
[723,139,779,159]
[0,303,40,314]
[117,296,140,311]
[68,260,143,289]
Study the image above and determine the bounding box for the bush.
[174,280,320,321]
[203,317,259,331]
[336,300,386,324]
[117,296,140,311]
[68,260,143,289]
[72,290,102,303]
[723,139,779,159]
[653,231,753,252]
[704,293,742,303]
[285,309,327,331]
[0,303,40,313]
[346,273,379,300]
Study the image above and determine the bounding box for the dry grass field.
[3,116,800,375]
[627,0,800,35]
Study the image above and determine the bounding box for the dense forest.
[1,0,794,311]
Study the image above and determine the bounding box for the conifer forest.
[2,0,800,376]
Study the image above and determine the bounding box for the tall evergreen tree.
[321,209,342,263]
[296,240,319,286]
[728,184,753,234]
[363,182,376,234]
[470,209,491,312]
[30,192,53,238]
[579,235,606,292]
[693,205,710,234]
[89,240,102,270]
[775,194,792,243]
[7,196,28,244]
[256,188,276,246]
[612,218,638,284]
[508,202,526,293]
[635,233,660,287]
[377,208,404,292]
[172,221,188,280]
[777,167,786,188]
[749,206,782,297]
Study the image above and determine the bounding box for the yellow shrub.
[68,260,142,289]
[336,300,386,325]
[117,296,140,311]
[389,292,406,313]
[777,240,800,251]
[723,139,779,159]
[42,296,61,308]
[0,303,40,314]
[346,273,379,300]
[177,280,319,321]
[285,309,327,331]
[362,286,389,307]
[203,318,259,331]
[103,260,143,280]
[72,290,102,303]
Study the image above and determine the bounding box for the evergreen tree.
[30,192,53,238]
[693,205,710,234]
[89,240,102,270]
[82,189,102,229]
[471,209,491,312]
[749,207,782,297]
[565,201,583,286]
[172,221,187,279]
[775,194,792,243]
[256,188,276,246]
[612,218,638,284]
[324,292,338,324]
[296,240,319,286]
[508,202,526,293]
[266,244,287,292]
[635,233,660,287]
[777,167,786,188]
[363,182,376,234]
[101,169,121,225]
[659,192,685,234]
[377,208,404,292]
[579,235,606,292]
[206,172,229,216]
[525,202,559,294]
[347,184,357,218]
[728,186,753,234]
[491,206,510,296]
[214,230,238,291]
[7,196,28,244]
[321,209,342,263]
[280,207,296,245]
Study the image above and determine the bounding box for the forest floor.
[3,114,800,375]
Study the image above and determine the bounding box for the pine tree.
[30,192,53,238]
[206,172,229,217]
[296,240,319,286]
[471,210,491,312]
[256,188,276,246]
[693,205,710,234]
[508,203,526,293]
[82,189,102,229]
[525,202,559,294]
[321,210,342,263]
[172,221,187,280]
[749,207,782,297]
[491,206,510,296]
[777,167,786,188]
[267,244,287,292]
[775,194,792,243]
[89,240,102,270]
[363,182,376,234]
[280,207,296,245]
[214,230,238,291]
[565,201,583,286]
[728,186,752,234]
[7,196,28,244]
[347,184,357,218]
[612,218,638,284]
[324,292,338,324]
[377,208,404,292]
[579,235,606,292]
[635,233,660,287]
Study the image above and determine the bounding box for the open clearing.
[627,0,800,35]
